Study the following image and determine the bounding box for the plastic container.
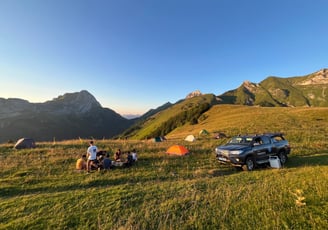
[269,156,281,169]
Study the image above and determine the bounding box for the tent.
[166,145,189,156]
[184,134,196,142]
[199,129,209,135]
[14,138,36,149]
[153,137,163,142]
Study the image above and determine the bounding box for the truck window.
[272,135,284,142]
[261,136,271,145]
[254,137,262,145]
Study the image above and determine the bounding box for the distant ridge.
[43,90,102,114]
[120,94,218,139]
[119,68,328,139]
[217,68,328,107]
[122,114,141,119]
[0,90,133,142]
[1,69,327,143]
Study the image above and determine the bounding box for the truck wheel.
[278,152,288,165]
[242,158,255,171]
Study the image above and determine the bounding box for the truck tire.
[242,157,255,171]
[278,151,288,165]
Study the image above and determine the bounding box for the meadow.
[1,105,327,229]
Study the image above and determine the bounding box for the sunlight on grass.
[1,106,327,229]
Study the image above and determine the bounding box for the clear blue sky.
[0,0,327,115]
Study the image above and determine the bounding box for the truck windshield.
[229,137,253,144]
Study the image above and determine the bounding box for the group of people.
[114,148,138,162]
[76,141,138,173]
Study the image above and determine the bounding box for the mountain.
[120,68,328,140]
[218,68,328,107]
[120,94,219,139]
[186,90,203,99]
[138,102,173,120]
[1,69,327,143]
[121,114,141,119]
[0,90,134,143]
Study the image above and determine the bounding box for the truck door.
[253,136,272,163]
[261,136,273,161]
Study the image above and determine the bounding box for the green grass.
[124,94,217,139]
[1,106,327,229]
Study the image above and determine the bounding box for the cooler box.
[269,156,281,169]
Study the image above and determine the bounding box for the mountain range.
[0,90,133,142]
[218,68,328,107]
[0,69,327,142]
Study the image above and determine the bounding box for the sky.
[0,0,327,116]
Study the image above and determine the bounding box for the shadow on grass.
[0,175,150,199]
[1,163,207,199]
[1,165,237,199]
[207,167,239,177]
[286,153,328,168]
[2,153,327,199]
[212,152,328,174]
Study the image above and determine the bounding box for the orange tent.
[166,145,189,156]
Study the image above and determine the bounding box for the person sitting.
[90,160,99,171]
[114,149,122,161]
[76,154,87,171]
[96,155,104,170]
[131,149,138,162]
[97,150,106,157]
[103,153,112,170]
[124,151,134,168]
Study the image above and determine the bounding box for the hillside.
[123,69,327,140]
[1,105,327,229]
[120,94,219,139]
[1,69,327,143]
[0,91,133,143]
[218,68,328,107]
[167,105,328,143]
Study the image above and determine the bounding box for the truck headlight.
[230,150,243,155]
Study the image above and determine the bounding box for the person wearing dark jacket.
[124,151,133,167]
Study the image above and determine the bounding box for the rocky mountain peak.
[298,68,328,85]
[0,90,132,142]
[186,90,203,99]
[0,98,33,119]
[46,90,102,114]
[242,80,259,93]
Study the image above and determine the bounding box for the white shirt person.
[86,140,98,172]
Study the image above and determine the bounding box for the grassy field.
[1,105,327,229]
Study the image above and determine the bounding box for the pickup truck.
[215,133,291,171]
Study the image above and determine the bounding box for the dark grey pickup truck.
[215,133,291,171]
